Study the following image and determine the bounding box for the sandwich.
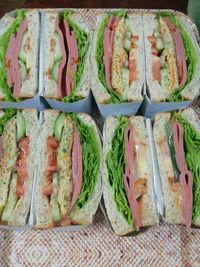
[43,10,91,103]
[34,110,101,228]
[91,10,144,104]
[153,108,200,227]
[0,108,38,226]
[144,12,200,102]
[0,9,39,101]
[102,115,158,235]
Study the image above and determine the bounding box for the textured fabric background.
[1,209,200,267]
[0,8,200,267]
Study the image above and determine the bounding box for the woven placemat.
[0,209,200,267]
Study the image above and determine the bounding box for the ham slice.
[64,21,79,97]
[164,18,187,87]
[0,137,3,159]
[103,16,120,89]
[70,128,83,209]
[13,19,28,97]
[152,55,161,82]
[55,19,67,99]
[123,126,141,230]
[5,34,16,87]
[172,122,193,227]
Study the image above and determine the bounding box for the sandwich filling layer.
[0,110,29,223]
[158,111,200,226]
[148,12,197,101]
[41,113,100,226]
[96,11,140,103]
[50,11,90,102]
[106,116,148,230]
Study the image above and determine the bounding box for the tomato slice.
[47,136,59,150]
[16,137,29,197]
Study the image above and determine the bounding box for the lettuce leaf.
[157,12,198,102]
[69,113,100,209]
[105,116,133,226]
[0,9,25,102]
[0,108,17,136]
[62,11,90,103]
[95,10,127,104]
[173,113,200,223]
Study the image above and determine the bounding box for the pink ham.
[172,122,193,227]
[123,126,141,230]
[55,19,67,99]
[164,17,187,87]
[64,21,79,97]
[70,128,83,209]
[103,16,120,89]
[5,34,16,87]
[12,18,28,97]
[152,54,161,82]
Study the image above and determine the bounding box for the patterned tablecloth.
[0,8,200,267]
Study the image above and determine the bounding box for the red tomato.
[47,136,59,150]
[42,182,52,196]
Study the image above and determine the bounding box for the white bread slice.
[43,11,59,99]
[143,13,170,102]
[34,110,59,228]
[91,13,143,104]
[102,116,134,235]
[57,117,73,218]
[43,11,91,100]
[67,13,91,100]
[121,13,143,102]
[181,108,200,133]
[153,112,184,224]
[129,116,158,226]
[9,109,39,226]
[69,113,102,225]
[19,10,39,98]
[0,14,15,99]
[0,14,15,37]
[0,117,17,217]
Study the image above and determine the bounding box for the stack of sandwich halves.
[0,9,200,236]
[0,9,199,104]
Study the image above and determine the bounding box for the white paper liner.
[141,96,192,118]
[146,118,164,218]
